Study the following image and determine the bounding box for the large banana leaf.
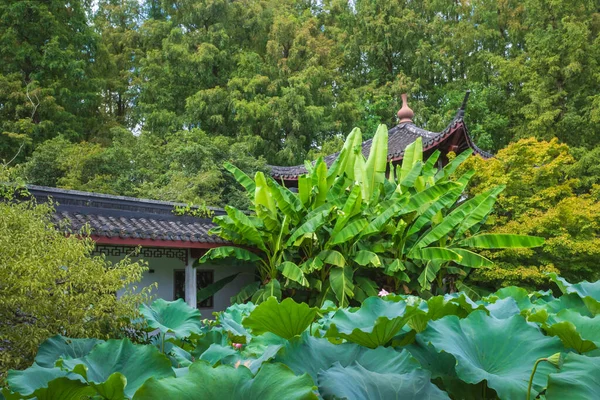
[329,265,354,307]
[450,248,493,268]
[402,182,461,214]
[454,185,505,238]
[198,246,261,264]
[364,124,389,191]
[435,148,473,182]
[413,188,496,249]
[286,209,330,246]
[268,179,304,222]
[331,185,362,237]
[457,234,545,249]
[254,172,277,225]
[409,247,463,262]
[132,361,317,400]
[197,273,240,303]
[419,311,564,399]
[400,137,423,182]
[278,261,309,287]
[352,250,381,267]
[329,218,368,246]
[224,162,255,194]
[225,206,268,251]
[343,127,363,180]
[317,249,346,267]
[313,159,328,207]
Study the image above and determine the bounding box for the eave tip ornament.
[397,93,414,123]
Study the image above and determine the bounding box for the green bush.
[460,138,600,289]
[3,274,599,399]
[0,181,152,381]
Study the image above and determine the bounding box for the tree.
[460,138,600,289]
[0,0,102,161]
[0,176,151,377]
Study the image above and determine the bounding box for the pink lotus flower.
[378,289,389,297]
[232,343,243,349]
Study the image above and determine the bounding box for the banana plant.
[201,125,544,305]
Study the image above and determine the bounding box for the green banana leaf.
[329,218,368,246]
[197,273,240,303]
[329,265,354,307]
[400,137,423,182]
[278,261,309,287]
[224,162,255,194]
[198,246,261,264]
[457,234,545,249]
[225,206,268,251]
[286,209,330,246]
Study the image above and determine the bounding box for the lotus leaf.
[132,361,317,400]
[420,311,564,399]
[546,352,600,399]
[140,298,202,339]
[318,362,450,400]
[325,297,419,348]
[276,333,418,381]
[59,339,174,398]
[243,297,317,339]
[34,336,103,368]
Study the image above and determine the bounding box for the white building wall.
[95,245,256,316]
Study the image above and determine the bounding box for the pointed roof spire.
[397,93,414,123]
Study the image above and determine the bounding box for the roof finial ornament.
[456,90,471,119]
[397,93,414,124]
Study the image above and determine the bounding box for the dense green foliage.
[2,0,600,206]
[460,138,600,289]
[200,125,543,304]
[4,275,599,399]
[0,180,151,380]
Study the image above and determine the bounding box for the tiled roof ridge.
[26,185,226,217]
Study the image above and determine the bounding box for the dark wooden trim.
[91,236,224,249]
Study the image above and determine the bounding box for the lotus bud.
[546,352,562,368]
[232,343,243,349]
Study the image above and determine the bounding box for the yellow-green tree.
[0,179,151,379]
[461,138,600,289]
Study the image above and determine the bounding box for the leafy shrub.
[460,138,600,289]
[3,274,599,399]
[0,183,152,381]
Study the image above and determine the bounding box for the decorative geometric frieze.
[92,245,187,264]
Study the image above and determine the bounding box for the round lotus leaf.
[419,310,564,399]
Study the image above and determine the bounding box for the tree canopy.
[2,0,599,206]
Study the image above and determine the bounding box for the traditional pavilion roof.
[269,91,492,183]
[27,185,227,248]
